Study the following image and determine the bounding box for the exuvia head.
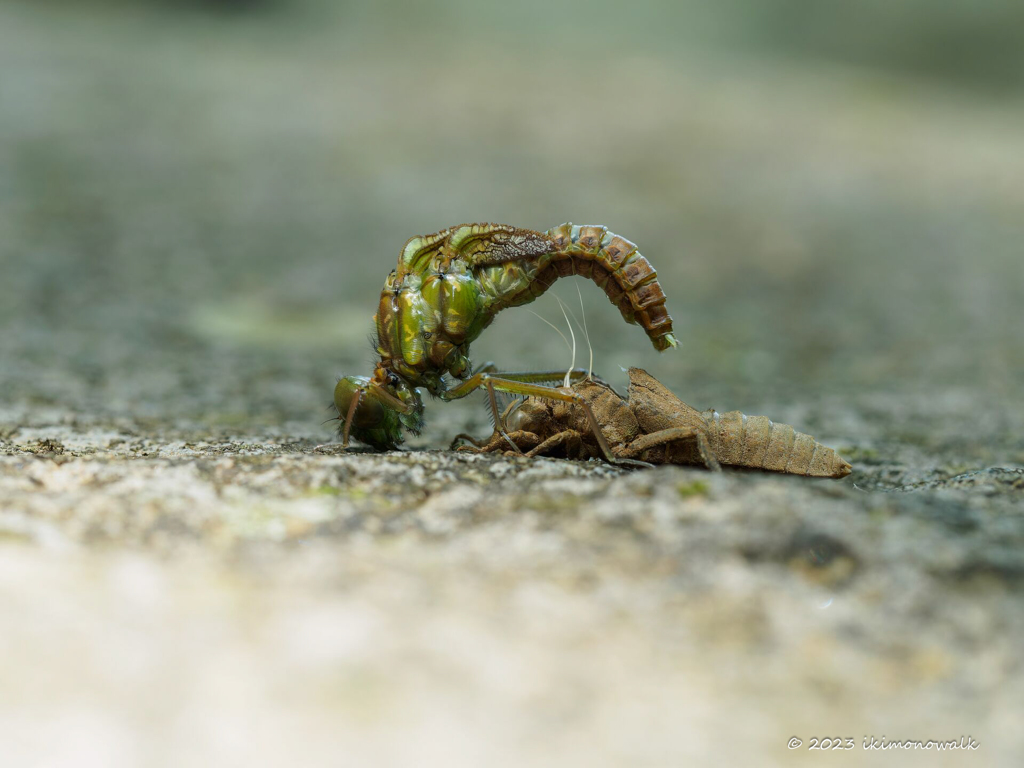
[334,368,423,451]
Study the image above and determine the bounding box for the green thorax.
[373,244,552,393]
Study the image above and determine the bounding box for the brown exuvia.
[454,367,852,478]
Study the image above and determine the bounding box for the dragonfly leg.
[340,387,362,448]
[446,367,609,452]
[450,432,491,449]
[340,380,413,449]
[486,379,523,453]
[452,430,542,455]
[441,373,646,467]
[524,429,585,459]
[618,427,722,470]
[461,364,612,389]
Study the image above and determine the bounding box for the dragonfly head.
[334,369,422,451]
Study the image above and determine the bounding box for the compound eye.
[386,373,400,388]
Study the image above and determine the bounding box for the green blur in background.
[1,0,1022,440]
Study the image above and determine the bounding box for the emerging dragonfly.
[334,223,676,460]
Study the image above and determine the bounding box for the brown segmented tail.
[703,410,852,478]
[540,223,677,351]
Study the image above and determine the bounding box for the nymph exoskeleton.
[453,368,853,479]
[334,223,677,461]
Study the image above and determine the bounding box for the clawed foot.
[452,429,541,456]
[451,433,492,452]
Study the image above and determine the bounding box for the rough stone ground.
[1,3,1023,766]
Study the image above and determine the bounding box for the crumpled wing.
[444,223,553,268]
[626,367,708,434]
[398,224,552,277]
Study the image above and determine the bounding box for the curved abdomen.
[486,223,678,352]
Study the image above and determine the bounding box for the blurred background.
[2,0,1022,440]
[2,1,1023,766]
